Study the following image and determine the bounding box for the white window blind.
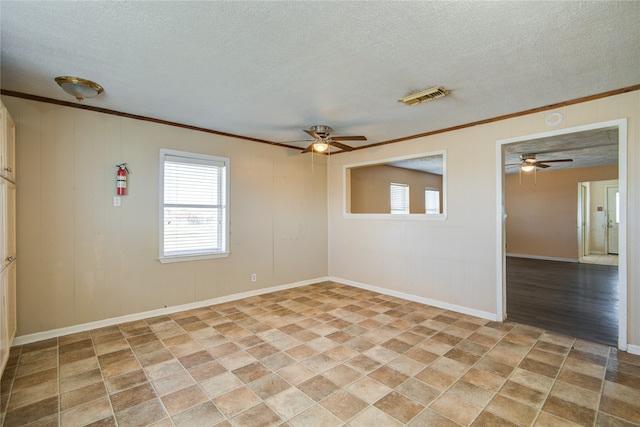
[390,183,409,214]
[159,149,229,262]
[425,188,440,214]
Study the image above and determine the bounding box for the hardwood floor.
[506,256,619,346]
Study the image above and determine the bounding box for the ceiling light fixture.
[55,76,104,101]
[521,164,536,172]
[313,140,329,152]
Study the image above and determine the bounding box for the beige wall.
[4,90,640,350]
[350,164,442,214]
[505,165,618,260]
[3,96,328,336]
[327,90,640,348]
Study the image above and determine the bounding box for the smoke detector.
[399,86,449,106]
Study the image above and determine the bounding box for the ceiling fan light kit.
[518,153,573,172]
[295,125,367,154]
[399,86,449,106]
[313,141,329,152]
[55,76,104,101]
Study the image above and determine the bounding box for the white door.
[606,186,619,255]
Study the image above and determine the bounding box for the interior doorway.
[578,180,619,265]
[496,118,627,350]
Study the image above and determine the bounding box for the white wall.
[3,96,328,336]
[327,90,640,348]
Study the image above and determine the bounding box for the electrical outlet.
[251,274,257,282]
[113,196,121,207]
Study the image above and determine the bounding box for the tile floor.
[1,282,639,426]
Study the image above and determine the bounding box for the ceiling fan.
[511,153,573,171]
[295,125,367,153]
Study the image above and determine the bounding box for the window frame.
[390,182,410,214]
[425,187,441,215]
[343,149,447,221]
[158,148,230,263]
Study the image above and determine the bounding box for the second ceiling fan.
[516,153,573,171]
[297,125,367,153]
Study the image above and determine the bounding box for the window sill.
[343,213,447,221]
[158,252,230,264]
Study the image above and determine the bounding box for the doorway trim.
[495,118,627,350]
[577,182,590,262]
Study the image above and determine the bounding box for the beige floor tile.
[550,380,600,409]
[277,362,317,385]
[213,386,262,418]
[535,410,584,426]
[266,387,315,419]
[161,384,208,415]
[374,390,424,424]
[288,404,343,427]
[346,376,393,404]
[486,394,538,426]
[409,408,462,426]
[461,367,506,392]
[414,366,457,390]
[448,380,494,408]
[114,398,167,426]
[59,356,99,378]
[349,405,404,427]
[232,403,282,427]
[7,380,58,411]
[430,393,481,425]
[217,350,258,370]
[5,282,640,426]
[320,389,368,421]
[60,396,112,426]
[298,375,340,401]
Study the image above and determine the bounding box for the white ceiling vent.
[399,86,449,106]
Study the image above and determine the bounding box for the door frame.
[495,118,628,350]
[577,182,590,262]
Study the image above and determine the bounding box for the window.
[159,149,229,263]
[390,183,409,214]
[425,187,440,214]
[344,150,447,220]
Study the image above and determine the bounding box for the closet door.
[0,102,16,374]
[1,104,15,182]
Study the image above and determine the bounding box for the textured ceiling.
[503,127,619,174]
[1,1,639,157]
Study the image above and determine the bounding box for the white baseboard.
[13,277,329,346]
[627,344,640,356]
[506,253,578,263]
[329,276,498,322]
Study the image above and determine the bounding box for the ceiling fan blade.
[301,143,314,154]
[330,141,354,151]
[303,129,320,139]
[536,158,573,163]
[331,135,367,141]
[280,139,314,144]
[536,163,551,168]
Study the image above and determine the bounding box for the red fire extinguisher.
[116,163,129,195]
